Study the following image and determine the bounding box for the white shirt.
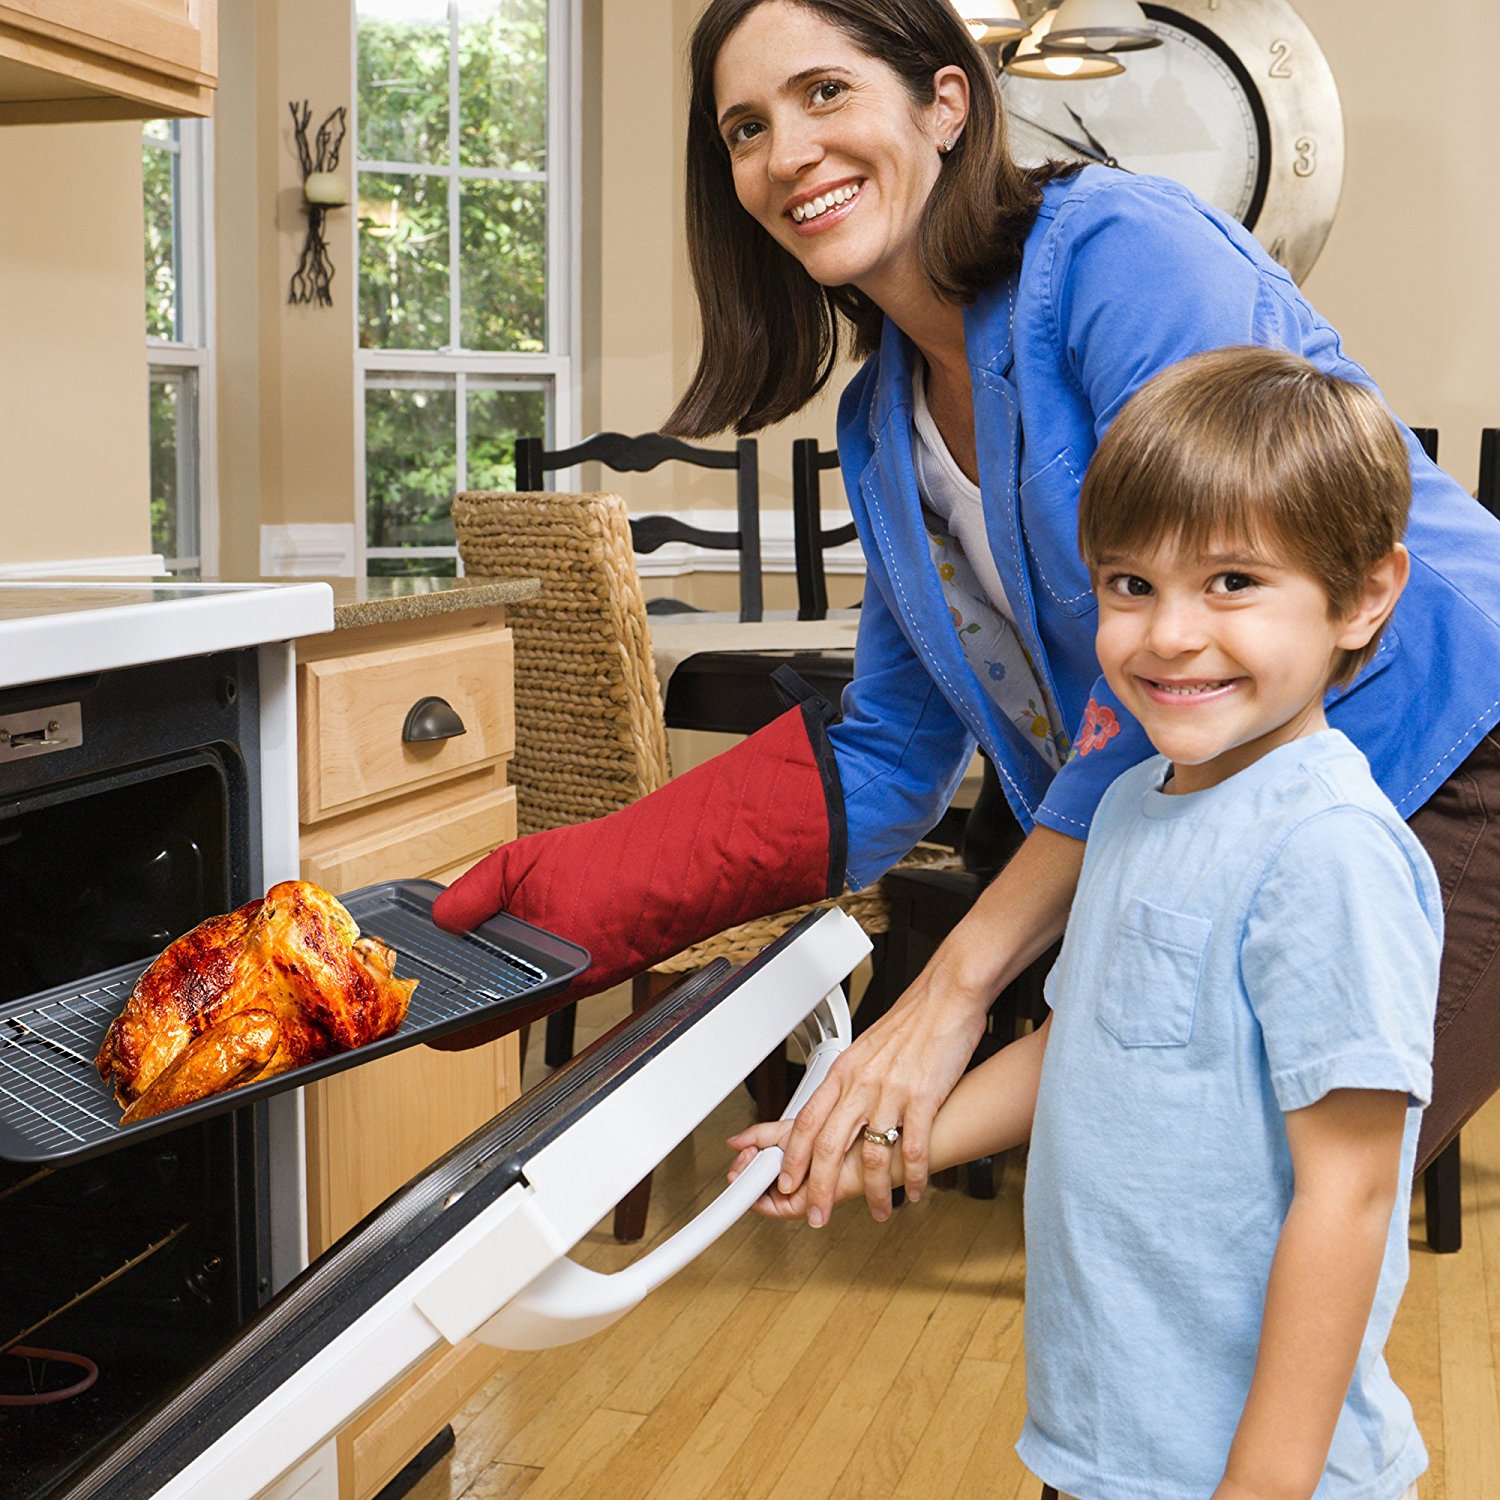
[911,362,1068,768]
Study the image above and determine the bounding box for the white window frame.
[145,118,218,575]
[353,0,580,576]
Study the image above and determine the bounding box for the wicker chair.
[452,490,956,1240]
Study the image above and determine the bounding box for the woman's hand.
[737,1009,1056,1231]
[780,967,991,1226]
[726,1119,864,1219]
[776,825,1085,1226]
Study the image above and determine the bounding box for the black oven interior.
[0,756,231,1004]
[0,1120,266,1496]
[0,653,272,1498]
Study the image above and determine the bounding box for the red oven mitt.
[426,694,846,1050]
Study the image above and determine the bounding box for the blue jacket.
[830,168,1500,889]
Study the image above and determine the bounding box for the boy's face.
[1092,535,1358,795]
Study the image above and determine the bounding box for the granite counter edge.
[326,577,541,632]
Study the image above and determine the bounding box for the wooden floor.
[409,987,1500,1500]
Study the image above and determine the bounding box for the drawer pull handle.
[403,696,467,744]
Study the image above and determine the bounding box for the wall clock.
[999,0,1344,282]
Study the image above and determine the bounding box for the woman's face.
[712,2,966,308]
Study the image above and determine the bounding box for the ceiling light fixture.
[952,0,1030,43]
[1043,0,1161,53]
[1003,5,1125,79]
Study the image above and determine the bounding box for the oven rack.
[1,1215,191,1355]
[0,880,589,1168]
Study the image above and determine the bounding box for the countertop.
[298,575,540,633]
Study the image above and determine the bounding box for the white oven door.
[59,908,869,1500]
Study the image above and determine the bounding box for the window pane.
[467,382,546,489]
[458,0,548,172]
[365,377,458,550]
[359,172,452,349]
[459,179,545,350]
[357,0,450,165]
[149,368,200,566]
[143,141,179,340]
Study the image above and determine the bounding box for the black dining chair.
[515,431,763,622]
[791,438,858,620]
[1478,428,1500,519]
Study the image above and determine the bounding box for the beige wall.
[0,122,148,567]
[215,0,356,575]
[1298,1,1499,493]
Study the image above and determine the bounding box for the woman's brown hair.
[1078,346,1413,688]
[664,0,1063,438]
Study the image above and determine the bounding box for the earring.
[939,137,954,154]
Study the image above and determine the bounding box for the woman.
[435,0,1500,1233]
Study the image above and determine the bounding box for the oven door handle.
[470,1015,846,1350]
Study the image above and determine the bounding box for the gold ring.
[862,1125,901,1148]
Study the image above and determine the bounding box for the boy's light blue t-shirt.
[1018,731,1440,1500]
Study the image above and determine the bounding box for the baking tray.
[0,879,589,1167]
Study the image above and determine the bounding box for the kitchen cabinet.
[0,0,216,124]
[296,599,524,1500]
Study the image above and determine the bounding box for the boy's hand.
[727,1120,863,1222]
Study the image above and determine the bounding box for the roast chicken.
[96,880,417,1124]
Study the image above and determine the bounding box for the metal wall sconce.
[289,100,349,308]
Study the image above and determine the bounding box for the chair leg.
[753,1045,789,1121]
[613,1168,653,1244]
[962,1155,998,1200]
[612,971,675,1242]
[543,1003,576,1069]
[1423,1134,1462,1254]
[854,930,899,1035]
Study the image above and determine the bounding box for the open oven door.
[58,907,870,1500]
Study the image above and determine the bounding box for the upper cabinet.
[0,0,216,124]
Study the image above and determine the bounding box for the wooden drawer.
[298,626,514,823]
[300,770,515,894]
[337,1342,504,1500]
[303,1032,520,1256]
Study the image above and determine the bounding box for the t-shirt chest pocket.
[1099,898,1212,1048]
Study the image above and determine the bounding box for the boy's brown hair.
[1077,345,1412,689]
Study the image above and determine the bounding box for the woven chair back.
[453,490,671,836]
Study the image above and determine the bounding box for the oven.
[0,582,868,1500]
[0,582,324,1496]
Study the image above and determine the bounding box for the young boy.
[730,346,1438,1500]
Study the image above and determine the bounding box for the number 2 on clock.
[1269,39,1294,77]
